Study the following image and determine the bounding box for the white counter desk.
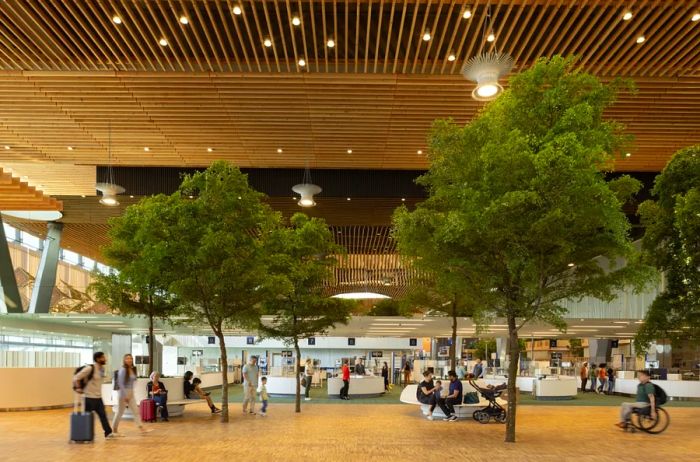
[261,376,307,396]
[327,376,384,398]
[613,378,700,399]
[484,375,577,399]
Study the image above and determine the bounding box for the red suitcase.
[140,398,156,422]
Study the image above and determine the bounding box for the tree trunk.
[505,313,520,443]
[294,339,301,413]
[217,332,229,423]
[147,313,154,376]
[450,302,458,372]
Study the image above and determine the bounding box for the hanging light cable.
[292,162,321,207]
[95,122,126,206]
[461,6,513,101]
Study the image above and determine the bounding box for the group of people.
[580,362,616,394]
[416,369,464,421]
[241,356,269,416]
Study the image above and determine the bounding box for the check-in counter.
[327,375,384,397]
[261,376,307,395]
[532,376,577,400]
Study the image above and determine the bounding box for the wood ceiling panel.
[0,169,63,211]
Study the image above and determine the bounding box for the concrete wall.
[0,367,76,411]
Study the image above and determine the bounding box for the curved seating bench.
[399,380,508,419]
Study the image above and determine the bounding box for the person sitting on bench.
[184,371,221,414]
[416,370,439,420]
[437,370,462,422]
[147,372,169,422]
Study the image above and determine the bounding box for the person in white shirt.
[304,358,314,401]
[242,356,259,415]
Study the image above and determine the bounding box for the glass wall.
[0,329,94,368]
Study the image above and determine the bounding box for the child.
[434,380,443,398]
[258,376,269,417]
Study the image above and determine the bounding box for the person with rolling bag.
[71,351,115,441]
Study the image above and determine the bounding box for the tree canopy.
[393,56,653,442]
[636,145,700,349]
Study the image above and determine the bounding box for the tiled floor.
[1,402,698,462]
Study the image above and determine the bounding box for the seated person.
[434,380,443,398]
[437,370,463,421]
[183,371,195,398]
[147,372,169,422]
[192,378,221,414]
[416,370,439,421]
[615,370,656,429]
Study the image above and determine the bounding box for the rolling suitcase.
[69,394,94,444]
[140,398,156,422]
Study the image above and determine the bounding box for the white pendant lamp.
[462,6,513,101]
[95,122,125,206]
[292,165,321,207]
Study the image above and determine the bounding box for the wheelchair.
[627,406,670,434]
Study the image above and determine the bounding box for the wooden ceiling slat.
[372,0,384,73]
[401,0,421,74]
[114,0,158,71]
[363,0,373,73]
[216,0,241,71]
[239,1,263,72]
[298,0,311,72]
[427,0,454,74]
[391,0,407,74]
[409,0,432,73]
[382,0,397,73]
[227,0,252,72]
[154,0,186,72]
[308,0,320,72]
[333,0,339,71]
[249,0,273,72]
[652,20,700,77]
[193,0,224,72]
[261,0,282,72]
[3,0,64,70]
[59,0,110,70]
[418,0,445,74]
[77,0,128,70]
[95,0,144,72]
[321,0,329,73]
[512,0,553,68]
[354,0,360,72]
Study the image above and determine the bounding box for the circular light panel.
[2,210,63,222]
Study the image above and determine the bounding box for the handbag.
[463,392,479,404]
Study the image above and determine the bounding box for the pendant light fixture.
[292,163,321,207]
[462,6,513,101]
[95,122,125,206]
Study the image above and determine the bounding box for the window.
[20,231,41,250]
[61,249,80,265]
[81,257,95,270]
[3,223,17,241]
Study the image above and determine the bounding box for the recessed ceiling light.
[112,15,122,24]
[3,145,9,150]
[292,197,296,200]
[327,39,335,48]
[129,195,134,198]
[487,33,495,42]
[232,5,242,15]
[622,11,633,21]
[81,194,86,198]
[625,152,632,157]
[292,16,301,26]
[346,197,351,201]
[401,198,406,202]
[636,36,645,44]
[67,146,74,151]
[159,38,168,46]
[417,149,423,155]
[463,8,472,19]
[347,149,352,154]
[263,38,272,47]
[422,32,431,41]
[179,16,189,25]
[144,147,150,152]
[277,148,283,153]
[568,262,575,267]
[447,54,456,62]
[298,58,306,67]
[693,12,700,22]
[207,147,213,152]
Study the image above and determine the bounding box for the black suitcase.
[70,395,94,444]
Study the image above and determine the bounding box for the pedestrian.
[112,354,151,435]
[304,358,314,401]
[597,363,607,394]
[472,358,484,379]
[258,376,269,417]
[242,356,259,414]
[580,362,589,392]
[339,359,350,400]
[381,361,389,390]
[402,362,412,387]
[72,351,115,439]
[588,364,598,393]
[606,366,615,394]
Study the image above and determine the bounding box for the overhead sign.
[246,336,255,345]
[371,351,383,358]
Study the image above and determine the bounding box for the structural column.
[28,222,63,314]
[0,216,23,313]
[587,339,611,365]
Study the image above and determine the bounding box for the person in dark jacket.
[147,372,169,421]
[606,367,616,394]
[381,362,389,390]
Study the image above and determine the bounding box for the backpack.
[113,370,120,391]
[652,383,667,406]
[73,364,94,391]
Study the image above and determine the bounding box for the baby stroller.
[468,377,507,424]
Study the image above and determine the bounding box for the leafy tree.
[636,145,700,350]
[568,338,584,358]
[258,213,354,413]
[90,195,180,375]
[393,56,652,442]
[165,161,279,423]
[472,338,497,363]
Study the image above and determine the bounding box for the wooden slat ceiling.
[0,0,697,172]
[0,169,63,211]
[1,163,96,196]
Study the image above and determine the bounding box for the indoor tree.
[393,56,652,443]
[165,161,279,423]
[90,194,180,376]
[257,213,354,413]
[635,145,700,350]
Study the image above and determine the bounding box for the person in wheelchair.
[615,370,656,429]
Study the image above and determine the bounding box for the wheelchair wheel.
[477,412,491,424]
[495,412,507,424]
[640,407,670,434]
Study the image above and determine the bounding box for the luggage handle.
[74,392,86,414]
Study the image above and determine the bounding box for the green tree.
[393,56,652,442]
[636,145,700,350]
[90,195,180,376]
[472,339,497,363]
[165,161,279,423]
[258,213,354,413]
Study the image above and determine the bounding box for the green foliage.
[257,213,354,412]
[393,56,653,443]
[90,194,180,375]
[472,339,496,361]
[366,299,405,316]
[568,338,584,357]
[636,145,700,350]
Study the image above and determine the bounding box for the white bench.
[400,380,507,419]
[101,377,209,418]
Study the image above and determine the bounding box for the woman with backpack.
[112,354,151,436]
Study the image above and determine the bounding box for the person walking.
[588,364,598,393]
[381,362,389,391]
[597,364,608,394]
[606,366,615,395]
[339,359,350,400]
[242,356,259,414]
[402,362,412,387]
[72,351,114,439]
[580,362,589,393]
[304,358,314,401]
[258,376,269,417]
[112,354,151,435]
